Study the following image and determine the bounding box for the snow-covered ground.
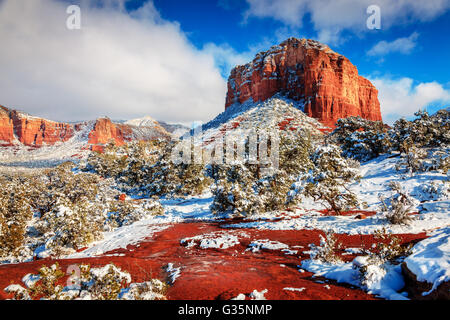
[181,230,248,250]
[68,194,218,259]
[224,154,450,235]
[404,226,450,295]
[0,122,94,172]
[1,147,447,299]
[301,257,408,300]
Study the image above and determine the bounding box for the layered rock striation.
[0,106,171,151]
[225,38,382,127]
[0,105,74,147]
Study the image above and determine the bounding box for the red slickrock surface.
[0,219,426,300]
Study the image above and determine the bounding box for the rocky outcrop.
[0,106,15,146]
[0,106,171,152]
[225,38,382,127]
[0,105,74,147]
[88,118,132,149]
[402,263,450,300]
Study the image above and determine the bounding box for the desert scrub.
[34,163,110,256]
[210,130,315,216]
[296,144,362,214]
[36,198,106,256]
[1,162,117,261]
[107,198,164,228]
[4,263,168,300]
[379,182,416,225]
[353,228,413,288]
[330,116,391,162]
[391,109,449,154]
[145,142,213,198]
[309,230,343,264]
[85,141,129,179]
[0,174,34,259]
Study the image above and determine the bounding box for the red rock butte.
[225,38,382,127]
[0,105,74,147]
[0,105,170,150]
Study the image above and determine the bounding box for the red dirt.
[0,221,427,300]
[318,209,378,217]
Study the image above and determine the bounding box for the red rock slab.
[0,221,426,300]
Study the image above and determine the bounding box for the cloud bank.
[367,32,419,56]
[0,0,227,123]
[244,0,450,43]
[370,76,450,124]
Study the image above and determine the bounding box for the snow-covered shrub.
[26,262,66,300]
[5,263,168,300]
[210,163,263,216]
[142,142,212,198]
[299,144,362,214]
[120,140,164,185]
[32,164,111,256]
[107,199,164,228]
[80,264,132,300]
[121,279,168,300]
[210,131,315,216]
[330,116,391,161]
[36,199,106,256]
[371,228,413,264]
[309,231,342,264]
[437,152,449,174]
[86,141,129,179]
[0,174,34,259]
[395,146,428,174]
[391,109,450,154]
[278,133,314,177]
[395,147,450,176]
[353,229,412,288]
[415,181,450,202]
[147,162,212,198]
[85,140,166,186]
[379,182,416,225]
[254,171,294,212]
[210,166,297,216]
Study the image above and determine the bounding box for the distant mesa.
[0,105,171,151]
[225,38,382,127]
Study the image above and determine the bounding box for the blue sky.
[0,0,449,124]
[151,0,450,83]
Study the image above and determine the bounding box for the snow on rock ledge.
[402,227,450,299]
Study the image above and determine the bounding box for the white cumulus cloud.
[369,76,450,124]
[367,32,419,56]
[0,0,227,124]
[244,0,450,44]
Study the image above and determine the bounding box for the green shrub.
[300,144,362,214]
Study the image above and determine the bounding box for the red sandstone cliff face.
[88,118,133,152]
[0,106,15,146]
[225,38,382,127]
[0,106,171,151]
[0,105,74,147]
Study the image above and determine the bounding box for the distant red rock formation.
[88,118,132,146]
[0,105,74,147]
[225,38,382,127]
[0,106,170,151]
[88,118,133,152]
